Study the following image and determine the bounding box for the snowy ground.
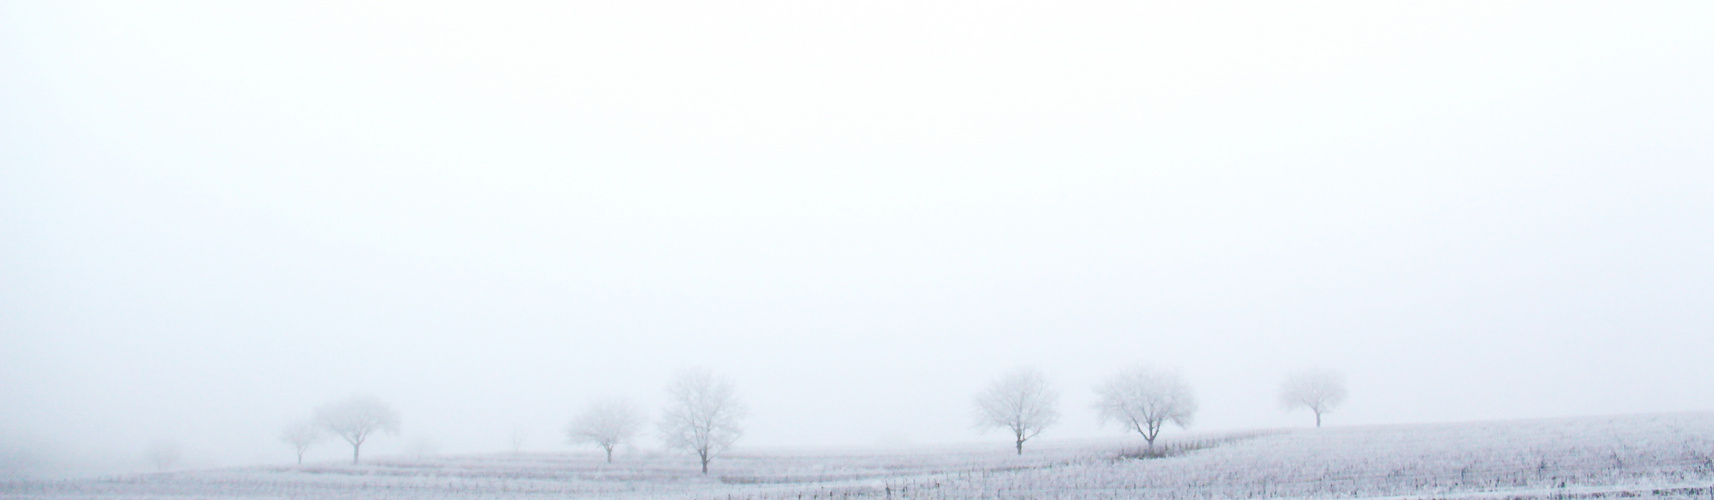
[5,413,1713,499]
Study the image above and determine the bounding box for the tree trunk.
[1314,411,1322,428]
[604,445,614,463]
[352,443,361,464]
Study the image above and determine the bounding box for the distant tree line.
[973,366,1348,454]
[275,368,747,474]
[272,366,1344,471]
[276,394,401,465]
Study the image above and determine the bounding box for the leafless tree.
[279,420,324,465]
[405,434,438,459]
[658,368,746,474]
[1094,365,1197,451]
[510,428,527,455]
[973,367,1060,455]
[145,441,180,472]
[1279,368,1347,427]
[315,394,401,464]
[568,396,644,463]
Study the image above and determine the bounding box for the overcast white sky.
[3,1,1713,475]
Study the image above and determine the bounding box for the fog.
[3,1,1712,476]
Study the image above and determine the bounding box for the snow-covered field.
[6,413,1713,499]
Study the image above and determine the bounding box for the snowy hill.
[5,412,1713,499]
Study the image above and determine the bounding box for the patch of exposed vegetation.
[1116,431,1280,460]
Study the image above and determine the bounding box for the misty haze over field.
[3,1,1712,477]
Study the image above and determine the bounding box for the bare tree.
[279,420,324,465]
[146,441,181,472]
[1279,368,1347,427]
[568,396,644,463]
[405,434,438,459]
[659,368,746,474]
[1094,365,1197,451]
[973,367,1060,455]
[510,428,527,455]
[315,394,401,464]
